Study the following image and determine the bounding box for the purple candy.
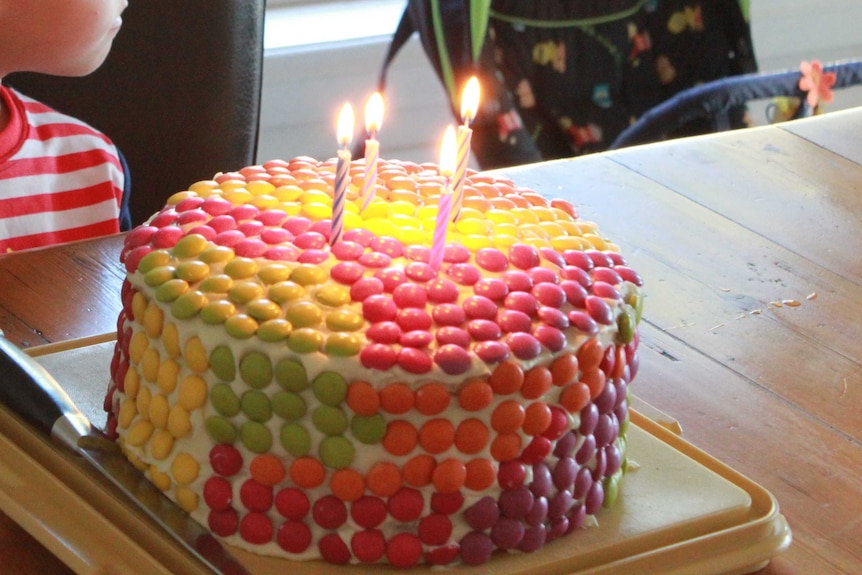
[467,319,502,341]
[519,525,548,552]
[585,482,605,515]
[532,283,566,307]
[474,341,510,363]
[497,310,532,334]
[459,532,493,566]
[553,431,578,459]
[569,310,599,335]
[534,325,566,352]
[561,281,588,308]
[464,497,499,531]
[548,490,573,519]
[592,281,622,301]
[529,463,553,498]
[562,250,594,271]
[506,332,542,360]
[499,486,533,519]
[585,295,614,325]
[525,496,549,526]
[575,435,597,466]
[504,291,539,316]
[436,326,471,348]
[573,467,593,500]
[490,518,525,549]
[434,344,472,374]
[538,306,569,329]
[552,457,578,491]
[527,266,558,285]
[592,267,623,286]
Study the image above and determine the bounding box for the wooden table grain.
[1,108,861,574]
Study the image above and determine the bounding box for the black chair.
[6,0,266,226]
[610,59,862,150]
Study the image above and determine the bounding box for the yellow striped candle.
[330,103,354,245]
[360,92,384,212]
[430,125,457,270]
[452,77,480,222]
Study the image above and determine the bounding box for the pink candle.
[360,92,384,212]
[452,77,480,222]
[330,103,354,245]
[430,126,457,270]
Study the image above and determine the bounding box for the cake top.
[120,157,641,383]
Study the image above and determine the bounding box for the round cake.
[105,157,643,567]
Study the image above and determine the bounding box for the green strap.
[489,0,653,29]
[430,0,456,99]
[470,0,491,61]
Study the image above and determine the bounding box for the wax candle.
[452,76,480,222]
[430,125,457,270]
[330,103,354,245]
[360,92,384,212]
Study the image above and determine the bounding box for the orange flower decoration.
[798,60,837,108]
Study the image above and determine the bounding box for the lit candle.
[360,92,384,212]
[430,125,457,271]
[452,76,480,222]
[330,102,354,245]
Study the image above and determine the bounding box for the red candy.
[351,530,386,563]
[351,496,388,528]
[330,261,365,285]
[508,244,540,270]
[475,248,509,272]
[150,226,184,249]
[275,488,310,520]
[312,495,348,529]
[404,261,437,282]
[362,294,398,323]
[210,444,243,476]
[388,487,424,522]
[240,479,274,512]
[397,347,433,373]
[239,512,273,544]
[203,477,233,511]
[386,533,423,568]
[392,283,428,308]
[446,263,481,286]
[277,521,312,553]
[360,344,398,370]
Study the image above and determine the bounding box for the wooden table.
[2,108,861,574]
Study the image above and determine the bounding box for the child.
[0,0,130,252]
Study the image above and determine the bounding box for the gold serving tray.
[0,337,789,575]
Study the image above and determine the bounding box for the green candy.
[351,414,386,444]
[229,281,264,304]
[268,281,305,304]
[155,278,189,303]
[319,436,355,469]
[241,390,273,422]
[312,405,348,436]
[286,328,323,353]
[280,422,311,457]
[144,265,176,287]
[210,383,240,416]
[257,264,291,285]
[199,246,234,264]
[325,309,364,332]
[175,260,210,283]
[239,351,273,388]
[286,301,322,328]
[204,416,237,443]
[172,233,208,259]
[225,314,258,339]
[324,333,362,357]
[617,306,636,345]
[240,421,272,453]
[315,284,350,307]
[210,346,236,381]
[200,300,236,324]
[272,391,307,421]
[257,319,292,342]
[290,264,327,286]
[137,250,172,275]
[247,299,282,322]
[602,469,623,508]
[275,359,307,392]
[171,290,207,319]
[200,274,234,294]
[312,372,348,406]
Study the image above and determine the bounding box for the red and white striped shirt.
[0,85,125,253]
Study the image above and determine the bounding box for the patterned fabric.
[470,0,757,167]
[0,85,126,252]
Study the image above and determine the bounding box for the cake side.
[106,157,643,566]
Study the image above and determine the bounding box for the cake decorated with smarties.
[105,157,643,567]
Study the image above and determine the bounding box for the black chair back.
[7,0,266,225]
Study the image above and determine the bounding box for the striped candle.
[452,77,480,222]
[430,125,457,270]
[330,103,354,245]
[360,92,384,212]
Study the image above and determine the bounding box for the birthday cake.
[105,156,643,566]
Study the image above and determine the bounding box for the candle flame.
[365,92,384,135]
[337,103,354,148]
[439,125,457,178]
[460,76,480,125]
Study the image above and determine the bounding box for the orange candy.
[522,402,552,436]
[346,380,379,416]
[419,419,455,454]
[366,461,402,497]
[249,454,286,486]
[403,455,436,487]
[488,362,524,395]
[454,418,490,454]
[577,340,604,372]
[330,468,365,502]
[414,382,450,416]
[464,458,496,491]
[550,354,579,387]
[380,383,415,414]
[521,366,552,399]
[582,368,607,399]
[559,382,591,414]
[289,457,325,488]
[382,420,418,456]
[432,459,467,493]
[458,379,494,411]
[490,433,522,462]
[490,400,526,434]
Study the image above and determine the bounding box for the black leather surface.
[7,1,266,226]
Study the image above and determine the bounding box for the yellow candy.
[178,375,207,411]
[150,430,174,461]
[360,203,391,220]
[217,179,246,192]
[584,233,608,250]
[551,207,576,221]
[175,260,210,283]
[123,368,140,401]
[415,205,438,221]
[273,184,304,202]
[199,246,235,264]
[364,218,396,238]
[183,337,209,373]
[136,386,152,418]
[149,466,172,491]
[250,194,279,210]
[168,405,192,438]
[300,190,332,206]
[156,358,180,394]
[485,208,517,225]
[315,284,350,307]
[512,208,540,224]
[188,180,219,195]
[551,236,592,251]
[555,220,580,235]
[200,274,234,294]
[523,236,552,249]
[162,322,181,358]
[456,218,492,236]
[268,281,305,303]
[532,207,557,221]
[301,202,331,221]
[166,191,198,205]
[175,486,199,513]
[394,227,427,246]
[246,180,276,196]
[126,420,154,447]
[141,348,161,383]
[494,234,519,249]
[224,257,258,280]
[222,188,253,206]
[277,202,303,216]
[518,223,550,239]
[172,234,209,259]
[343,211,364,230]
[493,222,518,237]
[538,222,568,238]
[229,280,265,304]
[257,264,291,285]
[325,309,364,332]
[171,452,200,485]
[462,235,494,251]
[149,394,170,429]
[132,292,148,324]
[117,398,137,429]
[137,250,171,275]
[143,302,164,339]
[390,201,417,216]
[290,264,327,286]
[129,332,149,364]
[457,207,484,221]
